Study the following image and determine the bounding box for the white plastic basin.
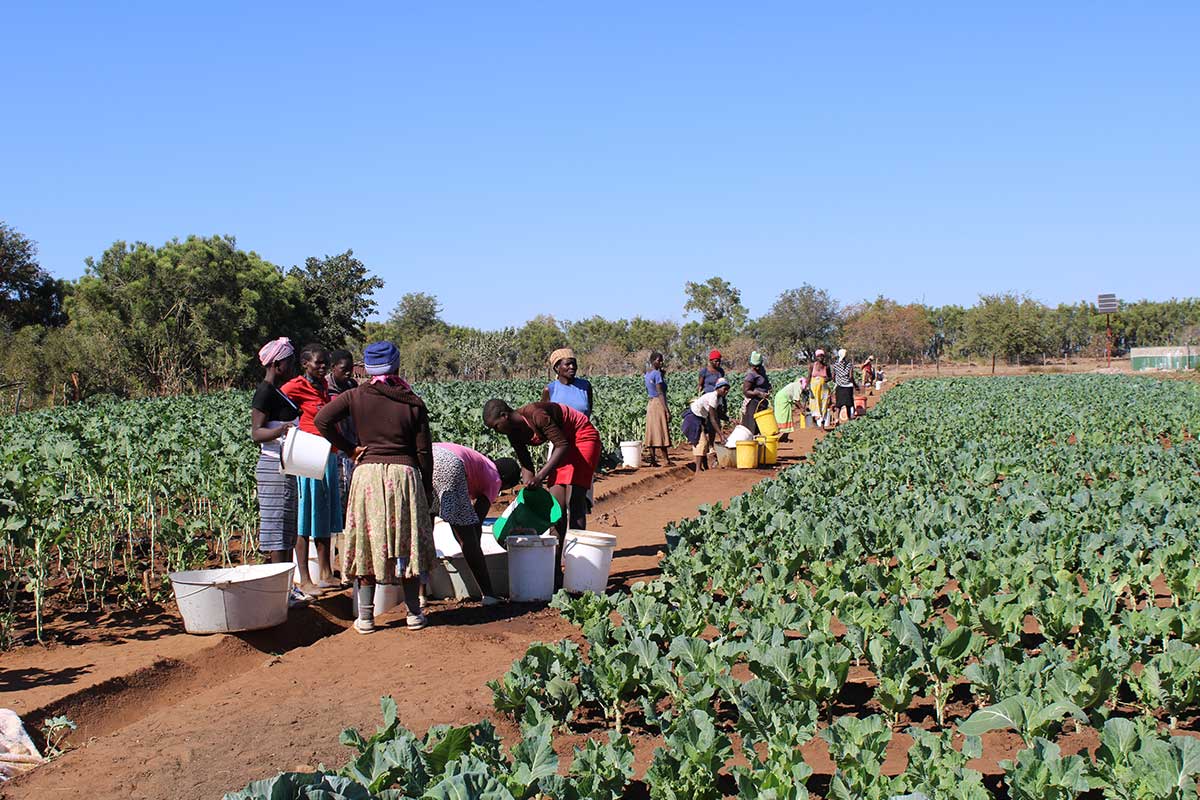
[170,563,295,634]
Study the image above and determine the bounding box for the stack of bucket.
[748,407,782,467]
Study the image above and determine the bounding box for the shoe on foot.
[288,587,311,608]
[354,618,375,635]
[481,595,501,607]
[406,613,427,630]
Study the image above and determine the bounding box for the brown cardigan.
[314,382,434,500]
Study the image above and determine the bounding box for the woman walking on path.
[643,352,672,466]
[250,337,309,608]
[809,350,832,426]
[315,341,434,634]
[281,344,344,594]
[831,348,859,422]
[740,351,773,434]
[431,444,521,605]
[483,398,601,589]
[681,378,730,476]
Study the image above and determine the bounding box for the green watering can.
[492,487,563,542]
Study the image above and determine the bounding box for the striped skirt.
[255,454,297,553]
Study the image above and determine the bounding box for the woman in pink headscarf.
[250,337,310,607]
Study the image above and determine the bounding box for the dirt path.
[3,424,827,799]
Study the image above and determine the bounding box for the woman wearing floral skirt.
[315,341,434,634]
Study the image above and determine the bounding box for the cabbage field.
[0,370,798,644]
[228,375,1200,799]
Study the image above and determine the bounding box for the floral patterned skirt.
[342,463,433,580]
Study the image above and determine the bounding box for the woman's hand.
[353,446,368,464]
[274,421,296,440]
[520,467,536,487]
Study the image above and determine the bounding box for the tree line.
[2,223,1198,408]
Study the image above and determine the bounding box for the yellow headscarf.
[549,347,575,368]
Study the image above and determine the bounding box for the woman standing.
[681,378,730,477]
[540,348,594,418]
[809,350,832,426]
[327,350,359,512]
[741,351,773,434]
[643,352,672,467]
[831,348,858,422]
[250,337,308,607]
[315,341,434,634]
[431,444,521,605]
[281,344,344,594]
[483,398,601,589]
[696,350,727,423]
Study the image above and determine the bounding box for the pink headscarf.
[258,337,294,366]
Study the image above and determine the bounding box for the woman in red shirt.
[483,399,601,589]
[281,343,345,594]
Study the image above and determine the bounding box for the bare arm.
[313,391,354,455]
[251,408,292,444]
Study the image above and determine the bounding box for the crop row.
[0,370,796,644]
[230,374,1200,798]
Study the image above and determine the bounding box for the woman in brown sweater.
[314,341,434,634]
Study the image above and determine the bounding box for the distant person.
[483,398,602,589]
[697,350,727,423]
[250,337,309,608]
[281,344,344,594]
[772,376,810,442]
[327,350,359,513]
[541,348,594,418]
[809,350,832,427]
[431,444,521,605]
[741,351,772,434]
[681,378,731,477]
[315,341,434,634]
[831,348,858,422]
[861,356,876,390]
[643,352,672,466]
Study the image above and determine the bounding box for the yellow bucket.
[736,440,759,469]
[757,435,780,465]
[754,408,779,437]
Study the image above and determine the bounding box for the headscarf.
[364,341,400,376]
[258,337,294,366]
[708,349,722,361]
[749,351,763,366]
[799,377,809,390]
[714,378,730,390]
[836,348,847,361]
[814,349,825,359]
[549,347,575,369]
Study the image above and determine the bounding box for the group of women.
[252,339,600,636]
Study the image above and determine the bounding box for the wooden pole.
[1106,313,1112,367]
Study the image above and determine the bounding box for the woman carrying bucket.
[250,337,310,608]
[281,344,344,595]
[740,351,773,434]
[681,378,731,477]
[315,341,434,634]
[482,398,601,590]
[430,443,521,606]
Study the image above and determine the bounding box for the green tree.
[516,315,565,376]
[963,293,1051,369]
[567,316,630,356]
[70,235,304,394]
[683,277,748,342]
[842,297,933,363]
[0,221,65,329]
[926,304,967,360]
[387,292,448,346]
[755,284,840,360]
[290,250,383,348]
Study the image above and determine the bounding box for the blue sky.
[3,2,1197,328]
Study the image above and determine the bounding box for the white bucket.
[280,428,331,479]
[506,534,558,602]
[170,563,294,634]
[619,441,642,468]
[562,530,617,594]
[351,583,404,616]
[875,380,883,392]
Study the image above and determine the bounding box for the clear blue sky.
[3,2,1197,328]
